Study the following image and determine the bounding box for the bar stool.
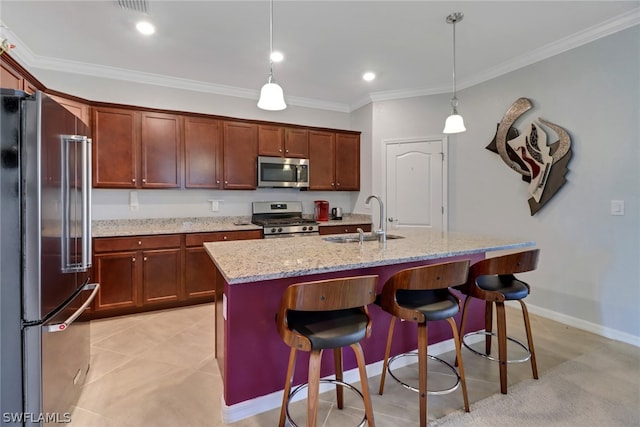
[458,249,540,394]
[377,260,470,427]
[276,275,378,427]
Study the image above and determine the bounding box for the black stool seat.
[396,289,460,321]
[476,274,529,300]
[288,309,369,349]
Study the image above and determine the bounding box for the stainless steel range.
[252,201,319,238]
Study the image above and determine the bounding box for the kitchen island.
[204,228,535,422]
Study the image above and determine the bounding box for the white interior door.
[385,138,446,231]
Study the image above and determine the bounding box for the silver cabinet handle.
[44,283,100,333]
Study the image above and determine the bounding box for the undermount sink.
[322,234,405,243]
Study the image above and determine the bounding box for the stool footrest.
[286,379,367,427]
[386,351,461,395]
[462,331,531,363]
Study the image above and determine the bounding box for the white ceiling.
[1,1,639,112]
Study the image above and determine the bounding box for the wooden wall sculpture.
[487,98,572,215]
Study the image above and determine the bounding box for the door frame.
[382,136,449,231]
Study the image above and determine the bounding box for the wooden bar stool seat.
[276,275,378,427]
[458,249,540,394]
[377,260,471,427]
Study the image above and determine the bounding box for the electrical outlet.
[129,191,139,211]
[208,199,222,212]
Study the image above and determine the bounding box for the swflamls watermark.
[2,412,71,423]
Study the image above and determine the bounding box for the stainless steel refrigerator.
[1,89,99,426]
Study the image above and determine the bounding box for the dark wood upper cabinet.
[184,116,223,189]
[223,121,258,190]
[335,132,360,190]
[309,130,336,190]
[258,125,309,159]
[258,125,284,157]
[284,128,309,158]
[309,131,359,191]
[92,107,138,188]
[140,112,182,188]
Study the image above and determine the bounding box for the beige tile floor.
[69,303,636,427]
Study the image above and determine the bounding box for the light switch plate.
[610,200,624,216]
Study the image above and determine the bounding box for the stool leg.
[378,316,396,395]
[333,348,344,409]
[485,301,493,355]
[418,322,428,427]
[519,300,538,380]
[279,347,298,427]
[495,301,508,394]
[307,349,323,427]
[456,296,472,367]
[351,342,376,427]
[447,317,469,412]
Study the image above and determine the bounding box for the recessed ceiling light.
[363,72,376,82]
[270,51,284,63]
[136,21,155,35]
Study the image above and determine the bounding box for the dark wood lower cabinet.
[319,223,372,235]
[91,230,261,319]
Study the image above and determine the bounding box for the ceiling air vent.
[116,0,149,14]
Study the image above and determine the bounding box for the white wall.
[367,26,640,344]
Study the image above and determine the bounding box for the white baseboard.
[221,338,459,423]
[508,301,640,348]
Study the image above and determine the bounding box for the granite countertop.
[92,215,372,237]
[204,228,535,284]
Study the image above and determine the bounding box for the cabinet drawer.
[185,230,262,247]
[319,224,372,235]
[94,235,182,252]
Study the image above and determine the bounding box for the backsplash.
[92,188,356,220]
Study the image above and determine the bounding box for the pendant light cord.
[268,0,274,80]
[451,19,457,100]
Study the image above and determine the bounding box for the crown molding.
[3,8,638,113]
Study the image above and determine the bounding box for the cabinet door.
[185,116,222,188]
[1,60,22,90]
[92,107,138,188]
[142,248,181,304]
[223,121,258,189]
[285,128,309,158]
[94,252,138,311]
[335,133,360,191]
[319,224,372,235]
[258,125,284,157]
[140,112,182,188]
[309,131,336,190]
[184,247,216,299]
[49,94,90,126]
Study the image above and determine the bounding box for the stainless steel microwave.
[257,156,310,188]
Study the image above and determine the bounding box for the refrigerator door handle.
[43,283,99,333]
[61,134,91,272]
[82,137,92,269]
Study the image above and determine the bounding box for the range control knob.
[302,226,308,231]
[277,227,283,233]
[271,228,277,233]
[308,226,314,231]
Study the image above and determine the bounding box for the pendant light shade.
[443,12,465,134]
[258,77,286,111]
[258,0,286,111]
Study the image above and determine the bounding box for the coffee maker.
[331,207,343,220]
[314,200,329,221]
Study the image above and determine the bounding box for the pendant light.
[257,0,286,111]
[443,12,466,134]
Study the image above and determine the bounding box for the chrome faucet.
[365,195,386,244]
